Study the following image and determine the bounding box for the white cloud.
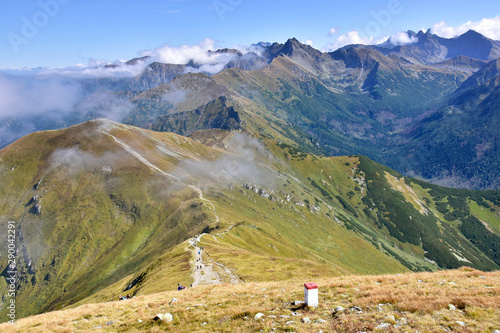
[304,39,314,47]
[328,27,337,36]
[431,16,500,40]
[140,38,269,75]
[324,30,385,52]
[10,38,242,79]
[38,61,147,78]
[142,38,235,68]
[5,38,267,82]
[388,31,418,46]
[237,44,266,56]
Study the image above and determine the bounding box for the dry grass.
[1,267,499,332]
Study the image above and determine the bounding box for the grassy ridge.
[0,120,499,322]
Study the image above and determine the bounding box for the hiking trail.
[188,234,243,287]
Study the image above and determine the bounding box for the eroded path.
[188,234,243,287]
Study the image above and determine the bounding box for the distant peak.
[459,29,487,40]
[286,37,301,43]
[463,29,482,36]
[283,37,304,48]
[276,38,309,57]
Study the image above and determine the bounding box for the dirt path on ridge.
[188,234,242,287]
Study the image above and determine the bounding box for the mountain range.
[1,29,500,321]
[1,29,499,189]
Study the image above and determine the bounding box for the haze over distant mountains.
[1,29,500,189]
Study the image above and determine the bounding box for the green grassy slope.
[0,120,499,322]
[0,120,218,319]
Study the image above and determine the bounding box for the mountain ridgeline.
[2,29,499,189]
[0,119,499,322]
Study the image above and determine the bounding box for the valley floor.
[1,268,499,332]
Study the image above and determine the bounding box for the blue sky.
[1,0,500,68]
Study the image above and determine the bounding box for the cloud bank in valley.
[0,74,81,119]
[0,38,262,148]
[0,72,136,148]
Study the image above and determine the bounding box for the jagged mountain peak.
[272,37,320,58]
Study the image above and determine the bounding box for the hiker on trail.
[178,283,186,290]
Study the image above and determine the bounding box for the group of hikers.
[118,294,133,300]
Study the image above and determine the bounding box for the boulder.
[384,315,395,324]
[395,318,407,327]
[153,313,173,322]
[254,313,265,320]
[374,323,391,330]
[350,306,363,313]
[333,306,345,313]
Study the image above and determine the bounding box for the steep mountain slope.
[434,55,487,74]
[395,59,500,189]
[0,120,222,319]
[1,121,499,322]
